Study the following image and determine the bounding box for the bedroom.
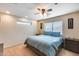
[0,3,79,56]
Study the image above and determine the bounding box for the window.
[43,23,53,32]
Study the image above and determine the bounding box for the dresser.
[0,42,3,56]
[64,38,79,54]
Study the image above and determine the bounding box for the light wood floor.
[4,43,79,56]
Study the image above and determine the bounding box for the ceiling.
[0,3,79,20]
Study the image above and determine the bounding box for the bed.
[24,34,63,56]
[24,21,63,56]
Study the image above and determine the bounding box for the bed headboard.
[43,21,63,35]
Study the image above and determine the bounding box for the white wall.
[0,14,34,48]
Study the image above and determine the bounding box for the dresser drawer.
[64,38,79,53]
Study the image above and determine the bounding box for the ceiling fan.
[34,8,53,16]
[34,3,58,16]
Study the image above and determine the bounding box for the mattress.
[24,35,63,56]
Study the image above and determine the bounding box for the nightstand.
[64,38,79,53]
[35,34,40,35]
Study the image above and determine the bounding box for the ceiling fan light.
[41,9,45,15]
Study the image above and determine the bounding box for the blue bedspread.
[25,35,63,56]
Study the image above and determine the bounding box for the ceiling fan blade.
[34,13,40,15]
[37,8,40,11]
[47,9,52,12]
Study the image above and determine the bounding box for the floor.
[4,43,79,56]
[4,43,37,56]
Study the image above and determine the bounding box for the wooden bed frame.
[26,43,63,56]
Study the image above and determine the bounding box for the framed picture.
[68,18,73,29]
[40,23,43,29]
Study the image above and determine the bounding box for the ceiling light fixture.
[35,8,52,16]
[6,11,10,14]
[19,18,30,22]
[16,22,31,25]
[34,3,58,16]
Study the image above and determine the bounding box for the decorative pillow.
[43,32,60,37]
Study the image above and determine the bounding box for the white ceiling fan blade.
[34,13,40,15]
